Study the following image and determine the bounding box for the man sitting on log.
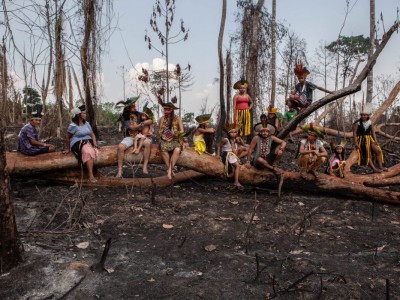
[246,121,286,177]
[18,104,56,155]
[287,60,333,111]
[298,124,328,179]
[116,97,153,177]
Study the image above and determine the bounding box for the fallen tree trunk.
[39,169,205,188]
[6,146,400,205]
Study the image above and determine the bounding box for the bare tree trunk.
[67,65,74,110]
[366,0,375,103]
[0,45,21,273]
[216,0,227,144]
[270,0,276,106]
[80,0,98,137]
[41,0,54,112]
[54,1,66,137]
[226,48,232,122]
[246,0,265,140]
[72,65,84,101]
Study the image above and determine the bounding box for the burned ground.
[1,126,400,299]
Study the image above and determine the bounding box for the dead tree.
[0,46,21,273]
[216,0,227,144]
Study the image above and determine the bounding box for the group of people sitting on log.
[17,61,388,184]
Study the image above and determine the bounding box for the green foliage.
[97,102,119,126]
[182,112,194,124]
[22,87,41,114]
[326,35,370,56]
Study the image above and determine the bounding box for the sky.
[100,0,400,118]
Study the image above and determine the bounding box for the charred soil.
[1,126,400,299]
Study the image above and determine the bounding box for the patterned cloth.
[355,120,384,166]
[159,115,183,152]
[235,109,251,136]
[294,81,317,106]
[123,112,140,138]
[18,123,46,155]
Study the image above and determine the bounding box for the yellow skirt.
[235,109,251,137]
[193,134,206,155]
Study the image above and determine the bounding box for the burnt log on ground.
[6,145,400,205]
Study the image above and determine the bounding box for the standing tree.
[366,0,375,103]
[173,63,193,118]
[0,45,21,273]
[80,0,98,137]
[145,0,189,102]
[270,0,276,106]
[326,35,370,88]
[216,0,227,144]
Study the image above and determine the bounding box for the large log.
[6,146,400,204]
[40,169,205,188]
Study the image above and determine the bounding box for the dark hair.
[72,114,86,126]
[260,114,267,120]
[334,147,345,161]
[167,109,175,129]
[141,113,149,120]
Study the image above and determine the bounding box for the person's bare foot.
[300,171,307,179]
[234,182,243,188]
[373,168,382,173]
[115,172,123,178]
[89,177,98,183]
[143,168,149,174]
[380,167,388,172]
[167,165,172,180]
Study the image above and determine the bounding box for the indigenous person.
[18,105,56,155]
[298,124,328,179]
[183,137,190,149]
[116,97,153,177]
[217,123,244,187]
[352,103,387,173]
[327,141,346,178]
[193,114,216,155]
[266,106,281,133]
[233,77,253,137]
[158,102,184,179]
[283,106,297,124]
[66,105,99,183]
[287,61,332,111]
[132,106,154,154]
[246,121,286,177]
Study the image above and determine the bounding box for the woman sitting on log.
[158,102,184,179]
[193,113,216,155]
[65,105,99,183]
